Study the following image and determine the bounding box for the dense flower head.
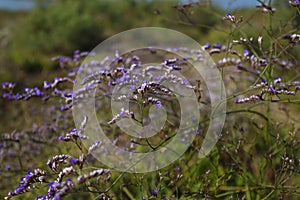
[1,82,15,90]
[5,169,46,199]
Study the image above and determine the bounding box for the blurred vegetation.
[1,0,298,78]
[1,0,225,75]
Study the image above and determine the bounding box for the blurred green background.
[0,0,295,84]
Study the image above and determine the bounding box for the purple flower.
[269,85,275,92]
[34,88,43,96]
[15,93,21,100]
[60,106,66,111]
[58,136,64,141]
[129,85,136,90]
[49,181,55,187]
[2,92,11,99]
[70,128,77,133]
[70,158,79,165]
[43,81,52,89]
[108,81,113,86]
[156,101,162,108]
[155,76,161,81]
[74,50,80,56]
[8,190,14,196]
[203,43,211,49]
[24,88,30,93]
[20,176,26,182]
[174,166,181,171]
[213,43,222,49]
[35,195,47,200]
[15,184,25,193]
[1,82,6,88]
[5,164,10,170]
[151,189,157,196]
[243,49,250,56]
[170,64,181,70]
[290,0,300,6]
[119,109,125,117]
[1,82,15,89]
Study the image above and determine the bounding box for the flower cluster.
[235,77,300,103]
[206,34,300,73]
[223,13,243,25]
[201,43,227,54]
[51,50,90,69]
[5,169,46,199]
[2,85,44,101]
[283,33,300,44]
[47,154,71,172]
[56,166,76,183]
[77,169,111,184]
[58,116,88,141]
[108,108,134,125]
[47,178,74,200]
[289,0,300,7]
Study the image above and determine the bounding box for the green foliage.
[8,0,222,72]
[11,0,105,71]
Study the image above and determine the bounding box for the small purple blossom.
[151,189,157,196]
[174,166,181,171]
[203,43,211,49]
[69,158,79,165]
[213,43,222,49]
[269,85,275,92]
[129,85,136,90]
[156,101,162,108]
[1,82,15,90]
[58,136,64,141]
[5,164,10,170]
[235,98,239,103]
[15,184,25,193]
[243,49,250,56]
